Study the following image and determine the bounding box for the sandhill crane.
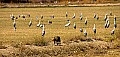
[80,13,83,20]
[37,20,40,27]
[72,13,75,19]
[105,17,110,28]
[18,14,20,18]
[93,24,96,34]
[80,28,83,32]
[73,22,76,29]
[114,19,117,28]
[110,11,112,16]
[107,21,110,28]
[28,13,30,17]
[114,23,117,28]
[80,13,82,17]
[67,20,70,22]
[104,14,107,21]
[85,17,87,25]
[94,13,96,18]
[111,28,115,35]
[106,16,109,22]
[65,20,70,27]
[51,14,54,19]
[41,15,43,19]
[42,24,45,37]
[36,16,38,20]
[13,19,16,31]
[21,15,26,20]
[10,14,15,20]
[96,15,99,20]
[114,15,116,21]
[84,29,87,37]
[105,22,107,28]
[29,19,32,27]
[80,16,83,20]
[21,15,25,18]
[48,20,52,24]
[15,17,18,19]
[40,24,43,28]
[66,12,68,18]
[114,15,117,28]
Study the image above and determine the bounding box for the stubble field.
[0,6,120,57]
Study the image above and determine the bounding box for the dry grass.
[0,6,120,57]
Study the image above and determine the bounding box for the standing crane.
[105,22,107,28]
[114,15,116,21]
[18,14,20,18]
[65,20,71,27]
[80,13,82,17]
[13,19,16,31]
[51,14,54,19]
[93,24,96,34]
[21,15,26,20]
[40,24,44,29]
[72,13,75,19]
[66,12,68,18]
[28,13,30,17]
[104,14,108,21]
[110,11,112,16]
[80,13,83,20]
[29,19,32,27]
[84,29,87,37]
[48,20,52,24]
[85,17,87,25]
[10,14,15,20]
[73,22,76,29]
[96,15,99,20]
[107,21,110,28]
[41,15,43,19]
[42,24,45,37]
[21,15,25,18]
[94,13,96,18]
[37,20,40,27]
[111,28,115,35]
[36,16,38,20]
[80,28,83,32]
[105,17,110,28]
[114,18,117,28]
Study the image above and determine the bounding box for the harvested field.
[0,6,120,57]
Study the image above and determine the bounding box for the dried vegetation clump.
[0,40,116,57]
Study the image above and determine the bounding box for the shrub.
[33,35,48,46]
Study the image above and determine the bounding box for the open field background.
[0,6,120,57]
